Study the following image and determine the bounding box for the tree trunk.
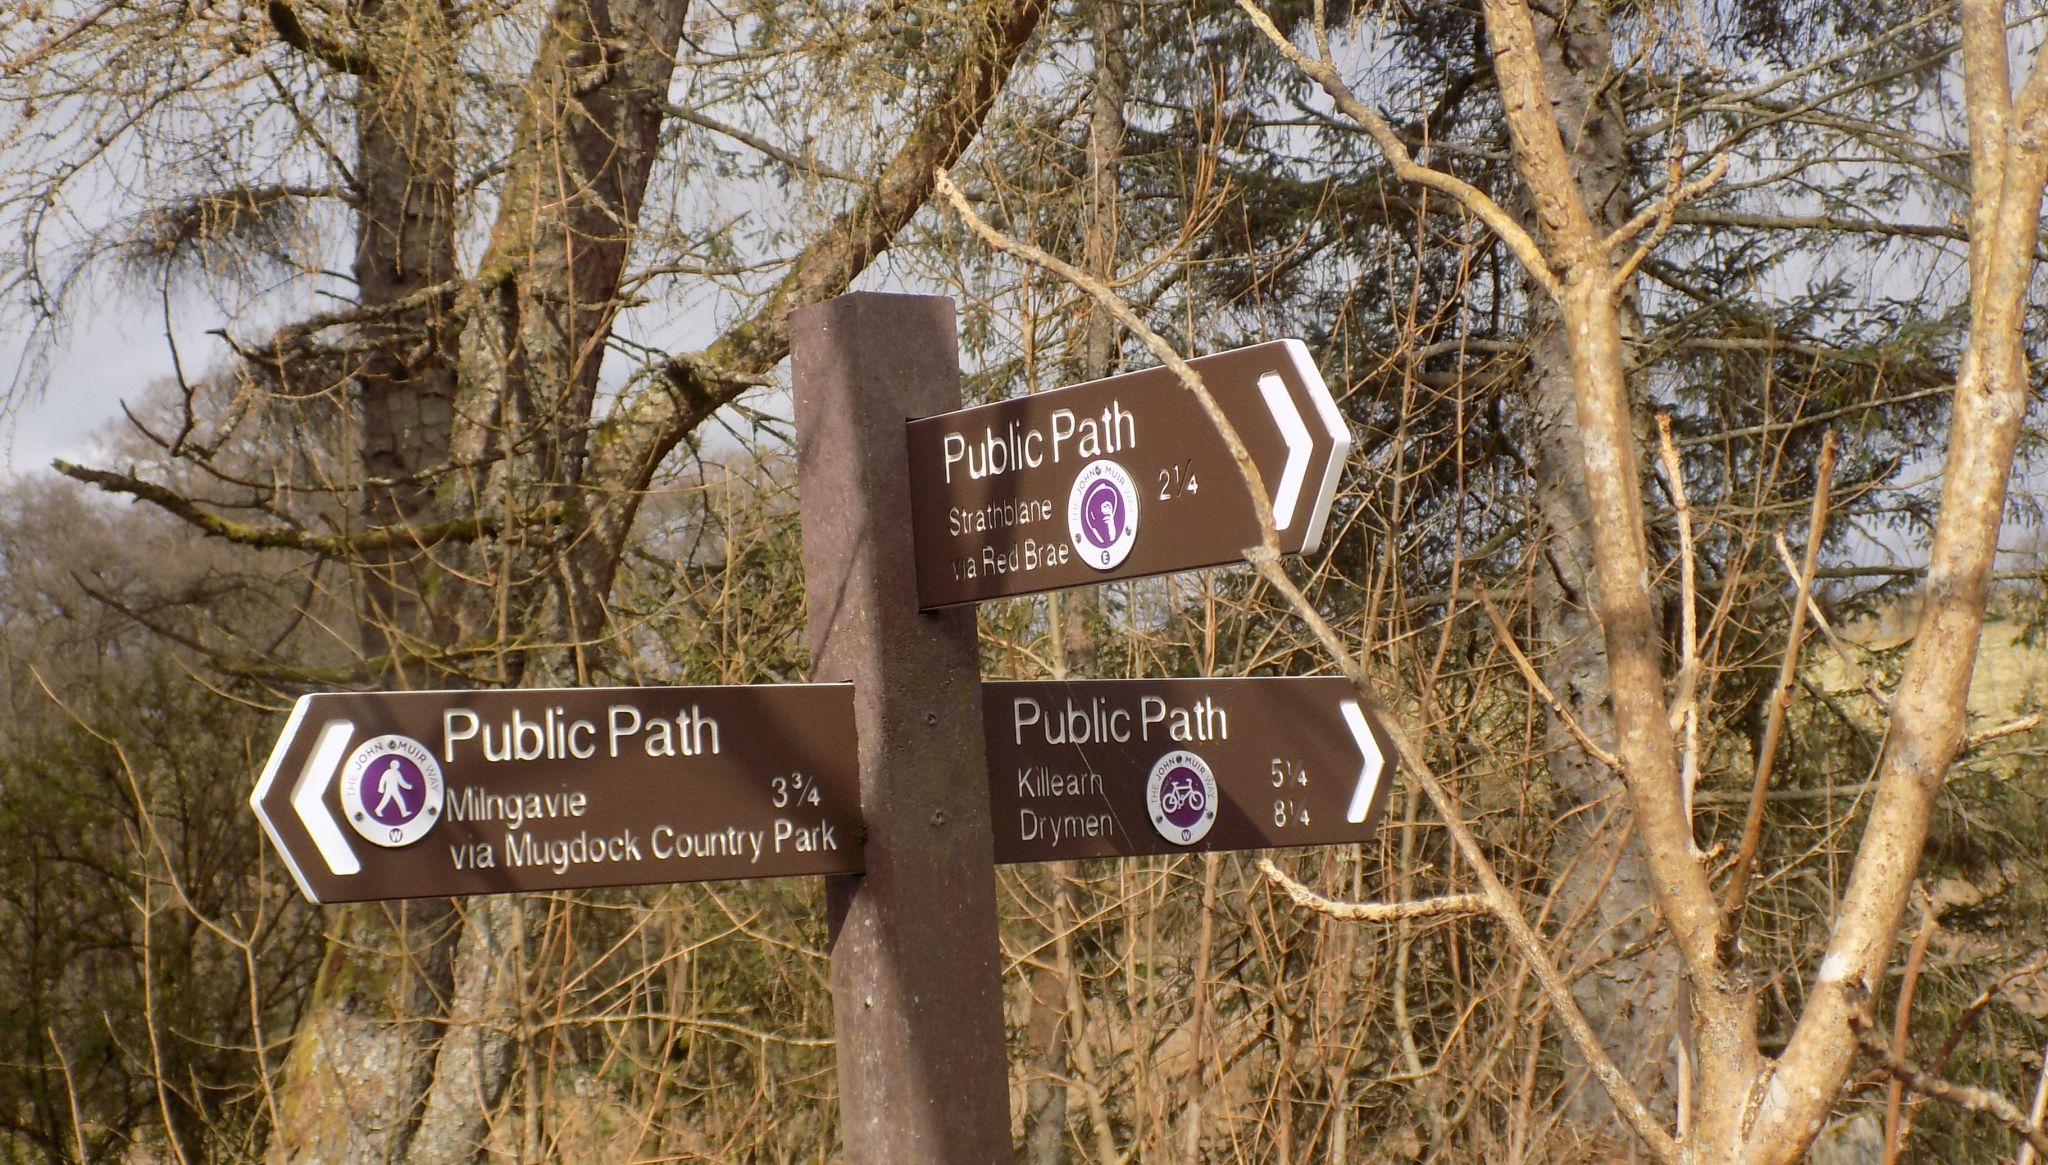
[272,0,485,1156]
[1503,0,1680,1137]
[272,902,462,1163]
[1025,6,1125,1160]
[348,0,462,672]
[469,0,696,681]
[274,5,689,1161]
[1738,4,2048,1155]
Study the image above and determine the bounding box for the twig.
[934,167,1281,549]
[663,102,862,184]
[1934,953,2048,1074]
[265,0,375,75]
[1851,1012,2048,1154]
[1791,564,1895,714]
[50,1030,91,1163]
[1655,415,1702,839]
[1655,415,1700,724]
[1609,153,1731,288]
[1476,593,1623,773]
[1723,429,1836,918]
[1258,859,1489,922]
[2018,1035,2048,1165]
[1962,712,2042,753]
[1695,780,1878,806]
[1882,888,1940,1165]
[1672,383,1953,448]
[1233,0,1562,299]
[53,459,502,555]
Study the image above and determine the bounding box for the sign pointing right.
[983,677,1395,864]
[907,340,1351,608]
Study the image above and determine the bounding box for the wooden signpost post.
[790,293,1014,1163]
[783,295,1384,1162]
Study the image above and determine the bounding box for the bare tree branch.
[664,101,861,184]
[1758,4,2048,1152]
[265,0,375,76]
[1851,1012,2048,1155]
[590,0,1051,501]
[53,460,499,556]
[1233,0,1562,299]
[1477,593,1623,773]
[577,0,1051,610]
[1258,859,1488,922]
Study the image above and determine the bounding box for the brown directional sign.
[907,340,1352,608]
[250,686,861,904]
[983,677,1394,864]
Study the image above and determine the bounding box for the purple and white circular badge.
[1146,750,1218,846]
[1067,459,1139,571]
[340,734,444,848]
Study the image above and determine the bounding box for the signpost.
[906,339,1351,608]
[249,685,861,904]
[983,678,1393,864]
[246,298,1389,1165]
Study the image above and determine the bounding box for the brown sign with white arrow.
[906,340,1352,608]
[982,677,1394,864]
[250,686,862,903]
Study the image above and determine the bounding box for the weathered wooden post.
[791,292,1013,1162]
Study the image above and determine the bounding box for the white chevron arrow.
[1257,340,1352,553]
[251,701,359,903]
[293,718,360,877]
[1258,370,1312,532]
[1340,699,1385,824]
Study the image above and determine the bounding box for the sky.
[1,304,220,476]
[0,271,789,485]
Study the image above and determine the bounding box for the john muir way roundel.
[1146,749,1217,845]
[341,734,444,847]
[1068,459,1139,570]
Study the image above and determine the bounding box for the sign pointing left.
[251,686,863,903]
